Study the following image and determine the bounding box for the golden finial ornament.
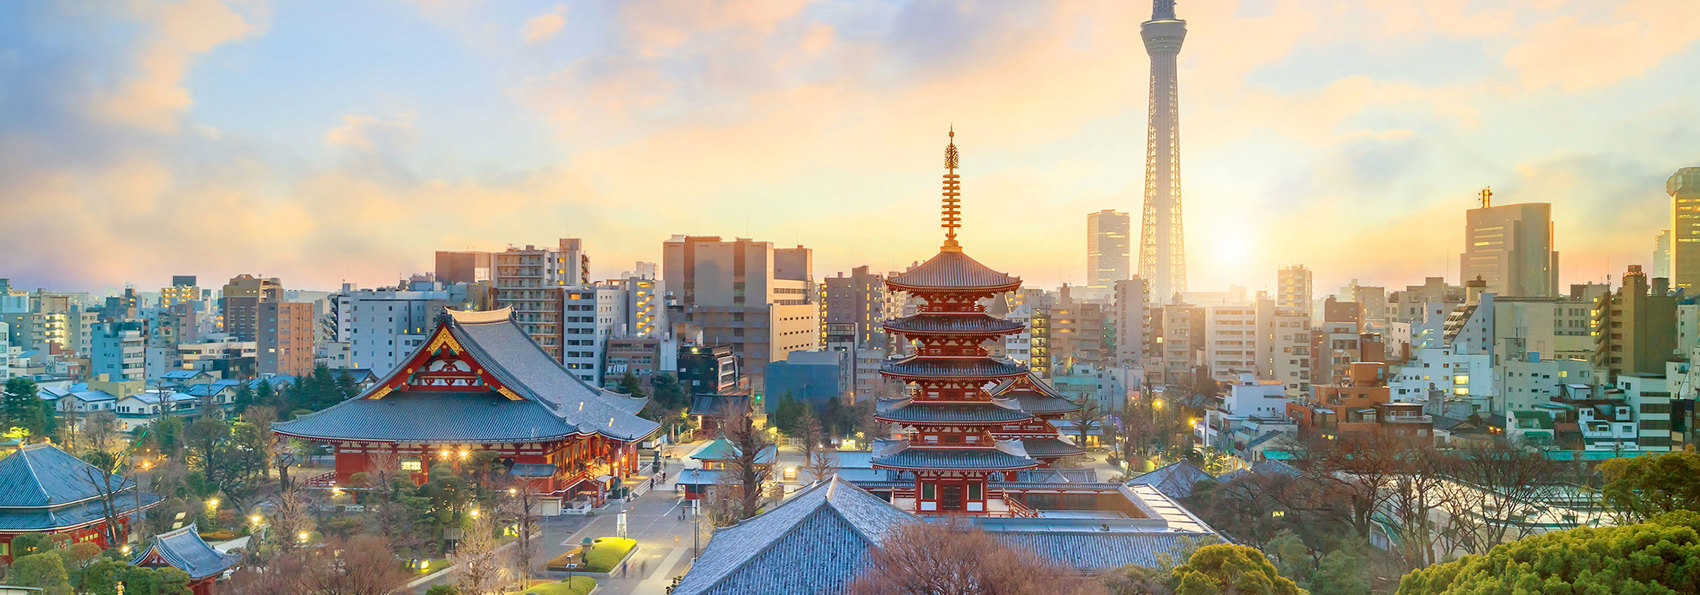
[941,126,962,252]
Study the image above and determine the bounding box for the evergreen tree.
[650,373,687,410]
[616,371,647,398]
[255,379,276,409]
[231,382,255,414]
[3,377,46,437]
[335,369,361,401]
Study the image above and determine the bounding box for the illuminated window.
[1454,375,1469,384]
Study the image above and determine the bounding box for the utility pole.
[692,499,699,560]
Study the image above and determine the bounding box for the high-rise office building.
[220,274,282,342]
[492,238,588,360]
[821,266,889,353]
[1087,210,1131,295]
[1137,0,1188,303]
[663,235,820,391]
[1460,192,1559,297]
[1277,265,1312,316]
[1656,230,1673,280]
[1671,168,1700,291]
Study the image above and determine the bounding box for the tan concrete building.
[663,236,819,392]
[1461,199,1559,297]
[259,301,315,376]
[493,238,588,359]
[1592,265,1677,380]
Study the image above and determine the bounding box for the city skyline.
[4,1,1700,295]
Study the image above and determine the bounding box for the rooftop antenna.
[1479,187,1493,208]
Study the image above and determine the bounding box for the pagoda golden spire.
[941,126,962,252]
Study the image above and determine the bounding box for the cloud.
[1505,0,1700,91]
[521,5,567,44]
[84,0,262,132]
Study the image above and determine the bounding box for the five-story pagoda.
[872,130,1041,515]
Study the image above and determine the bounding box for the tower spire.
[941,126,962,252]
[1153,0,1176,20]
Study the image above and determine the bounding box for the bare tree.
[718,405,772,523]
[1383,445,1458,571]
[499,475,544,590]
[226,548,311,595]
[1067,397,1107,448]
[454,514,507,595]
[78,410,121,455]
[78,450,132,547]
[267,487,317,552]
[796,405,823,467]
[305,534,413,595]
[1293,431,1401,540]
[1438,439,1567,556]
[244,406,297,492]
[806,448,838,484]
[849,521,1104,595]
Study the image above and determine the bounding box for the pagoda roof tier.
[1020,436,1086,459]
[990,374,1082,415]
[886,250,1021,293]
[275,308,659,443]
[880,356,1026,380]
[870,439,1038,471]
[883,313,1025,336]
[876,398,1033,425]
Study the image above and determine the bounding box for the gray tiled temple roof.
[0,443,162,532]
[274,308,659,443]
[673,476,915,595]
[0,443,136,508]
[876,400,1032,425]
[688,438,777,465]
[996,531,1220,572]
[273,392,582,443]
[1126,460,1213,500]
[880,356,1025,379]
[1019,436,1086,458]
[883,314,1024,336]
[132,523,241,580]
[887,250,1021,293]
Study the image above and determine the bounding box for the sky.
[3,0,1699,297]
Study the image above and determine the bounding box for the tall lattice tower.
[1137,0,1187,303]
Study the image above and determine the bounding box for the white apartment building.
[1206,304,1258,383]
[0,321,9,382]
[1255,298,1311,397]
[1391,347,1494,409]
[1201,373,1291,454]
[336,284,454,374]
[1500,356,1595,413]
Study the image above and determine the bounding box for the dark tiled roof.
[1126,460,1213,500]
[0,444,136,508]
[0,491,163,532]
[673,476,915,595]
[1019,437,1086,458]
[445,310,656,440]
[273,392,581,443]
[876,400,1032,425]
[996,531,1222,572]
[278,308,659,443]
[989,373,1080,415]
[887,250,1021,292]
[132,523,241,579]
[883,314,1024,336]
[1250,460,1301,478]
[688,438,777,464]
[689,394,750,416]
[880,357,1025,379]
[871,443,1038,471]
